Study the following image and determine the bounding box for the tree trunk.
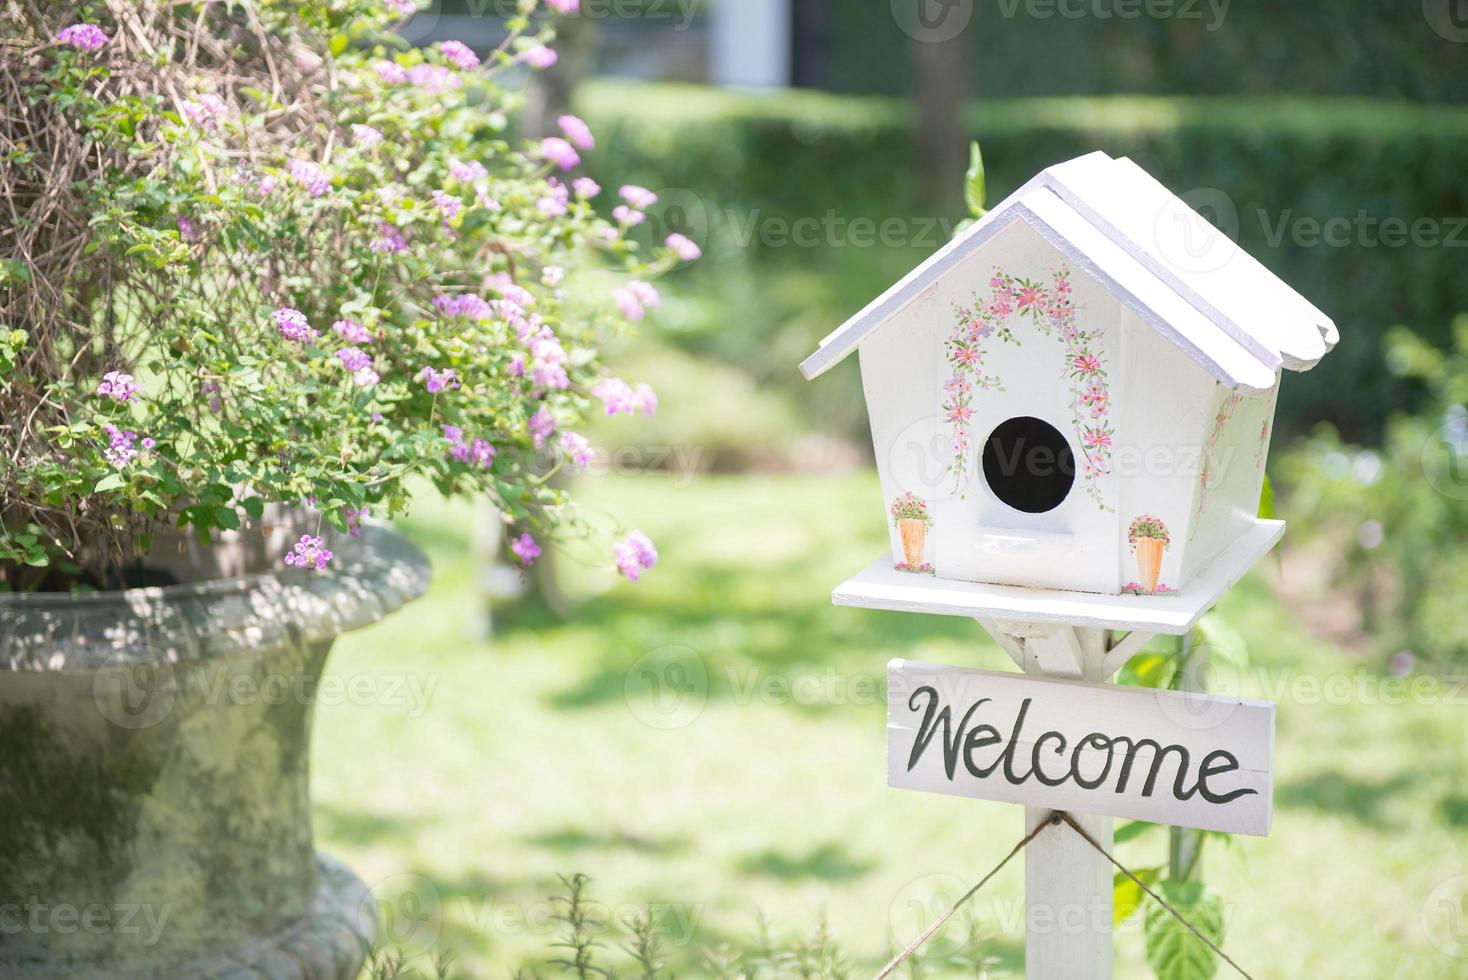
[910,19,972,213]
[524,12,599,139]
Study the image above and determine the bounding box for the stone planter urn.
[0,519,430,979]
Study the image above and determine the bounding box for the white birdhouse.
[801,151,1337,602]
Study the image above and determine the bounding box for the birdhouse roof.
[798,151,1338,391]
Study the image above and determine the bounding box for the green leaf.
[1194,613,1249,671]
[214,506,241,531]
[1114,867,1162,925]
[242,497,265,520]
[1144,880,1224,980]
[1257,472,1274,520]
[93,473,126,493]
[1115,820,1162,845]
[964,141,987,219]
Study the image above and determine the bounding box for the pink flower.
[619,185,658,209]
[557,114,595,150]
[1074,354,1103,375]
[182,94,227,130]
[593,377,636,415]
[352,124,384,148]
[632,383,658,415]
[438,40,480,70]
[561,432,592,469]
[952,345,981,367]
[542,266,565,287]
[1017,286,1041,309]
[1079,383,1108,418]
[333,319,373,345]
[97,371,137,403]
[288,159,329,197]
[511,532,541,567]
[546,0,580,11]
[612,205,645,226]
[407,63,461,93]
[336,348,379,387]
[58,24,109,50]
[374,60,408,84]
[573,177,601,199]
[665,233,701,262]
[1084,427,1112,451]
[283,534,334,571]
[507,353,526,378]
[418,366,460,393]
[614,287,644,322]
[342,506,369,538]
[539,137,580,171]
[273,307,318,344]
[613,531,657,582]
[528,406,556,449]
[102,426,138,468]
[387,0,417,15]
[469,438,495,468]
[177,216,197,242]
[946,404,973,423]
[521,45,558,69]
[449,158,488,183]
[628,280,660,309]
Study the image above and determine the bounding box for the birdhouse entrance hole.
[981,416,1076,514]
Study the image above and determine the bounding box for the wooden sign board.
[887,659,1275,836]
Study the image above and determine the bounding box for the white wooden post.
[977,622,1156,980]
[709,0,791,89]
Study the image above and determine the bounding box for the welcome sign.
[887,660,1275,836]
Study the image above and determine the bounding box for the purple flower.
[273,307,318,344]
[521,45,558,70]
[469,438,495,468]
[407,63,461,93]
[507,353,526,378]
[558,114,595,151]
[573,177,601,199]
[511,532,541,567]
[539,137,580,172]
[177,216,198,242]
[342,506,369,537]
[418,366,460,393]
[182,94,228,130]
[370,222,407,255]
[336,348,378,387]
[374,60,408,84]
[141,437,156,451]
[614,280,660,322]
[613,530,657,582]
[494,280,536,308]
[351,124,384,148]
[438,40,480,70]
[666,233,702,262]
[57,23,109,50]
[283,534,334,571]
[288,159,330,197]
[619,185,658,210]
[433,294,493,321]
[102,426,138,468]
[333,319,373,345]
[561,432,592,470]
[449,158,488,183]
[97,371,137,403]
[529,406,556,449]
[432,189,462,221]
[387,0,417,15]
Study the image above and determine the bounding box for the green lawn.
[314,471,1467,978]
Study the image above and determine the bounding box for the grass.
[314,470,1468,978]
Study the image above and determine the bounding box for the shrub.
[0,0,692,589]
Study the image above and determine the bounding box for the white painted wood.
[977,619,1027,669]
[1025,806,1113,980]
[1025,628,1087,678]
[886,659,1276,835]
[799,151,1336,383]
[1100,631,1156,679]
[1025,154,1338,370]
[709,0,791,89]
[835,520,1284,634]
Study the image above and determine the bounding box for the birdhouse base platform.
[832,519,1284,635]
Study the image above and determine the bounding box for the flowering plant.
[889,492,932,528]
[1127,515,1171,550]
[0,0,693,589]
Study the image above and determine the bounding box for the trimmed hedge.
[580,82,1468,445]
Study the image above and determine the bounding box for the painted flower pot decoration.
[1127,515,1171,595]
[890,493,933,573]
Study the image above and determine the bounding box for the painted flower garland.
[943,268,1114,507]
